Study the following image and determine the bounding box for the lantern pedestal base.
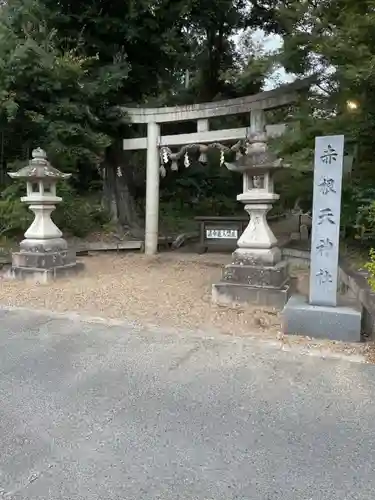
[9,262,85,284]
[9,244,84,284]
[212,250,292,310]
[19,237,68,253]
[233,247,282,266]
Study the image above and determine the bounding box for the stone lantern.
[212,132,291,309]
[8,148,83,282]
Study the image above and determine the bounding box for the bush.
[0,198,32,238]
[54,197,111,237]
[0,180,111,239]
[365,249,375,291]
[341,185,375,242]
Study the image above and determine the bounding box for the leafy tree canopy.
[271,0,375,175]
[0,0,286,228]
[0,0,129,177]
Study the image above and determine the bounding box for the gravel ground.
[0,251,373,361]
[0,252,281,335]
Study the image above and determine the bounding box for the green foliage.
[0,0,278,234]
[0,0,128,175]
[341,185,375,242]
[53,197,111,238]
[365,248,375,291]
[159,195,240,233]
[0,180,111,239]
[0,180,33,237]
[274,168,313,212]
[160,155,242,212]
[270,0,375,171]
[0,0,304,236]
[177,0,255,100]
[0,199,32,237]
[260,0,375,250]
[2,179,29,201]
[52,182,112,237]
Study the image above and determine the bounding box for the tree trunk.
[116,168,143,230]
[102,162,118,224]
[102,142,143,235]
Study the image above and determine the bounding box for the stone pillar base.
[212,282,291,310]
[212,251,292,310]
[282,295,362,342]
[9,248,84,283]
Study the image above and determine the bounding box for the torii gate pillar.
[145,122,160,255]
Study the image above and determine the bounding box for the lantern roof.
[226,132,286,173]
[8,148,71,181]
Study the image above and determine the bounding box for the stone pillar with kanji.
[283,135,361,341]
[8,148,84,282]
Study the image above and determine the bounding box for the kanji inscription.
[318,208,335,225]
[316,237,334,256]
[320,144,338,165]
[309,135,345,307]
[318,177,336,195]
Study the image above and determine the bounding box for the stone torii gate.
[122,78,313,255]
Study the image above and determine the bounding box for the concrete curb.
[0,304,367,364]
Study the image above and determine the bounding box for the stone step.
[222,260,289,289]
[212,282,291,310]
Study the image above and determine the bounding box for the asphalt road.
[0,307,374,500]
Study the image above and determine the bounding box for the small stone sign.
[195,216,248,253]
[309,135,345,307]
[205,229,238,239]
